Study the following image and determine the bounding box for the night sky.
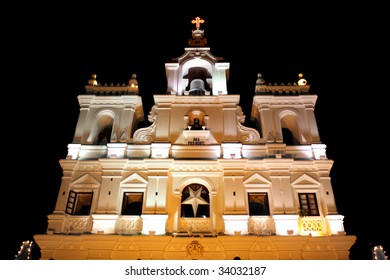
[4,5,387,260]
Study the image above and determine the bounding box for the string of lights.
[15,240,33,260]
[372,245,388,260]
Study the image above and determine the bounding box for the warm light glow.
[222,215,250,235]
[88,74,98,86]
[15,240,33,260]
[141,215,168,235]
[151,143,171,158]
[298,216,326,236]
[222,143,242,159]
[273,215,299,235]
[91,214,119,234]
[191,17,204,29]
[297,73,307,86]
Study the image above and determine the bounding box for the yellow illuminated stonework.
[298,217,326,236]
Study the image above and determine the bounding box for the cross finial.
[191,17,204,29]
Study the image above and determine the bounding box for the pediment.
[291,174,320,186]
[121,173,148,186]
[244,173,271,186]
[71,173,100,187]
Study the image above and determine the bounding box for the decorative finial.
[128,73,139,94]
[256,73,265,85]
[189,17,207,47]
[88,74,98,86]
[255,73,266,94]
[297,73,307,86]
[191,17,204,29]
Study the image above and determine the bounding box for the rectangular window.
[298,193,319,216]
[248,193,270,216]
[65,191,93,215]
[121,192,143,215]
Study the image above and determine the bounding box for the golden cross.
[191,17,204,29]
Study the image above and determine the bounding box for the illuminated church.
[34,17,356,260]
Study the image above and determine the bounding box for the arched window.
[181,184,210,218]
[280,113,301,145]
[93,113,114,145]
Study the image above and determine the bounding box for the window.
[65,191,93,215]
[248,193,270,216]
[298,193,319,216]
[181,184,210,218]
[121,192,143,215]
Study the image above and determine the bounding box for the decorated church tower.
[34,17,356,260]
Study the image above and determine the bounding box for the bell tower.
[68,74,144,159]
[251,73,325,158]
[165,17,229,96]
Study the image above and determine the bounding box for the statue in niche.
[191,118,203,130]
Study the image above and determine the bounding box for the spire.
[188,16,207,47]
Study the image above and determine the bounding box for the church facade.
[34,17,356,260]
